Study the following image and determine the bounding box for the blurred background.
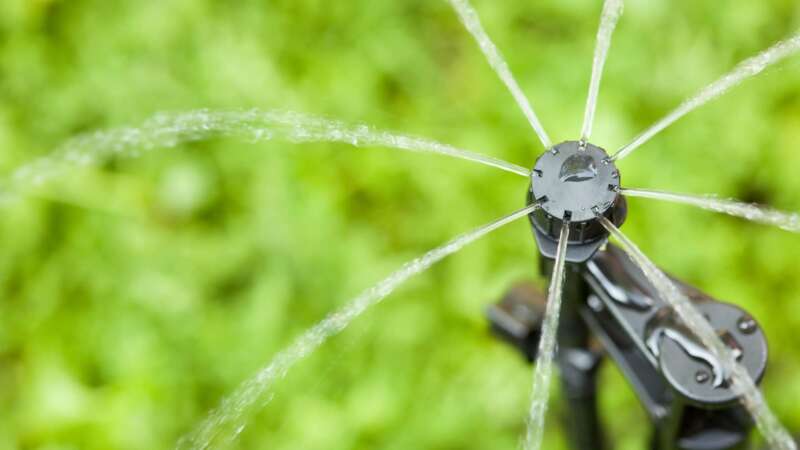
[1,0,800,449]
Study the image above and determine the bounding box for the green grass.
[0,0,799,449]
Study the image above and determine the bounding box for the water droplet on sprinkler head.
[559,153,598,183]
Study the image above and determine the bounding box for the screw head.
[737,316,757,335]
[695,370,711,384]
[587,295,604,312]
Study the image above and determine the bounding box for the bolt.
[587,296,604,312]
[695,370,711,384]
[738,316,757,335]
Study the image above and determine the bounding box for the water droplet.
[250,129,272,143]
[559,153,597,183]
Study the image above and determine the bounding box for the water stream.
[447,0,552,150]
[599,216,797,450]
[623,188,800,233]
[4,108,527,202]
[523,221,570,450]
[581,0,624,142]
[612,32,800,161]
[176,203,540,450]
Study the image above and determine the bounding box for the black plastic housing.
[527,141,627,263]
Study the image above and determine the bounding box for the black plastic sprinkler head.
[528,141,627,263]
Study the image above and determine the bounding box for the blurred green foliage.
[0,0,800,449]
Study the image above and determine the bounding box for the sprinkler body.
[490,246,767,450]
[488,141,767,450]
[581,245,765,450]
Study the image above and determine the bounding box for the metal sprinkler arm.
[583,244,765,450]
[488,243,767,450]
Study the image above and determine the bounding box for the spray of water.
[523,221,570,450]
[176,203,540,450]
[599,216,797,450]
[447,0,552,150]
[612,32,800,161]
[580,0,624,142]
[4,108,528,201]
[623,188,800,233]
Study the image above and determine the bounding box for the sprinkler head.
[528,141,626,263]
